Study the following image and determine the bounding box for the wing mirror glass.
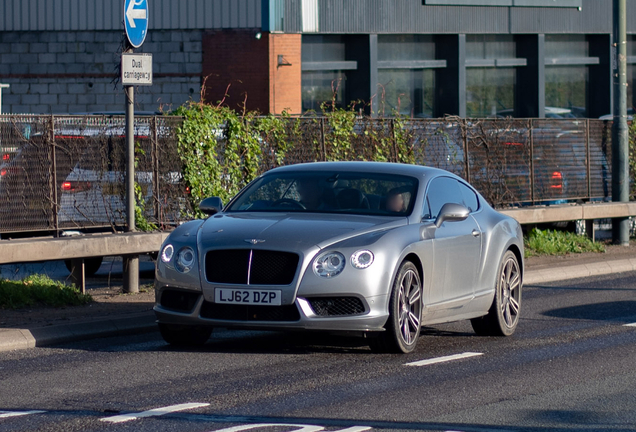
[434,202,470,228]
[199,197,223,215]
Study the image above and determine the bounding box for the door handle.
[472,230,481,237]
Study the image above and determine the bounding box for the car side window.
[458,182,479,213]
[422,176,464,219]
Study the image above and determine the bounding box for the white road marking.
[0,410,45,419]
[208,425,371,432]
[405,352,483,367]
[100,402,209,423]
[624,323,636,327]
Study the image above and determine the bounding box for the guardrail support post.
[69,258,86,294]
[123,254,139,294]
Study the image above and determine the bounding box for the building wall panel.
[0,0,261,32]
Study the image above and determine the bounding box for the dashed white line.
[0,410,45,419]
[404,352,483,367]
[100,402,210,423]
[208,425,372,432]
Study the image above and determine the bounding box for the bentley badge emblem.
[245,239,266,245]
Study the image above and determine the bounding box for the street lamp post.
[612,0,629,246]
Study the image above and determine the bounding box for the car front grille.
[205,249,299,285]
[159,289,200,313]
[200,301,301,322]
[306,297,366,317]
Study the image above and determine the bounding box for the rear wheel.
[158,323,213,346]
[471,250,521,336]
[64,257,103,277]
[370,261,422,353]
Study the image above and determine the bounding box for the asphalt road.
[1,272,636,432]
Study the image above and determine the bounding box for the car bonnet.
[198,212,407,252]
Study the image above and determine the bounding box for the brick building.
[0,0,635,117]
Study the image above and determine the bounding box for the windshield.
[226,171,419,216]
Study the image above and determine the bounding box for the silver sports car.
[154,162,523,353]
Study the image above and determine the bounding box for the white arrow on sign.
[126,0,147,28]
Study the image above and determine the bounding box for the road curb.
[0,311,156,353]
[2,257,636,353]
[524,257,636,285]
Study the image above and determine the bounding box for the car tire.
[64,257,103,277]
[369,261,422,354]
[471,250,521,337]
[158,323,213,346]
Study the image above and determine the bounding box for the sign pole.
[122,0,149,293]
[123,43,139,294]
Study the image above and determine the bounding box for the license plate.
[214,288,282,306]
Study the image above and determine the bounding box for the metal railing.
[0,115,617,236]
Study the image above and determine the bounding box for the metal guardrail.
[0,115,620,236]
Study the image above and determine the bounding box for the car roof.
[267,161,452,179]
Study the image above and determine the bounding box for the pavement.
[1,243,636,353]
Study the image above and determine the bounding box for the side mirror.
[434,202,470,228]
[199,197,223,215]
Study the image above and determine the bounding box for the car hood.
[198,212,407,251]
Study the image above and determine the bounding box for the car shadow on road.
[156,330,378,355]
[154,326,475,355]
[543,300,636,323]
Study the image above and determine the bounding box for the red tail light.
[0,168,6,176]
[2,153,9,161]
[61,181,92,192]
[550,171,563,189]
[504,142,523,146]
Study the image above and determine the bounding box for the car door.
[423,176,482,309]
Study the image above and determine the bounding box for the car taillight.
[2,153,9,161]
[0,168,6,176]
[550,171,563,189]
[61,181,92,192]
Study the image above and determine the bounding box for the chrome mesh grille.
[205,249,299,285]
[307,297,366,317]
[200,301,301,322]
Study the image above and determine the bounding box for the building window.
[302,71,346,112]
[465,35,519,118]
[544,35,596,118]
[302,35,353,112]
[377,35,439,118]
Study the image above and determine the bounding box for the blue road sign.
[124,0,148,48]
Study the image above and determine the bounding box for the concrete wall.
[0,30,202,114]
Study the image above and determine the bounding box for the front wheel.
[158,323,213,346]
[370,261,422,353]
[471,250,521,336]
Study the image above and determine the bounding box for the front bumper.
[154,286,389,333]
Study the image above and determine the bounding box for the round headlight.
[161,244,174,263]
[351,250,374,269]
[175,246,196,273]
[313,251,346,278]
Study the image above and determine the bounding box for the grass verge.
[524,228,606,257]
[0,275,93,310]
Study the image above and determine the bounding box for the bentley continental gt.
[154,162,523,353]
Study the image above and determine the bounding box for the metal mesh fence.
[0,115,621,235]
